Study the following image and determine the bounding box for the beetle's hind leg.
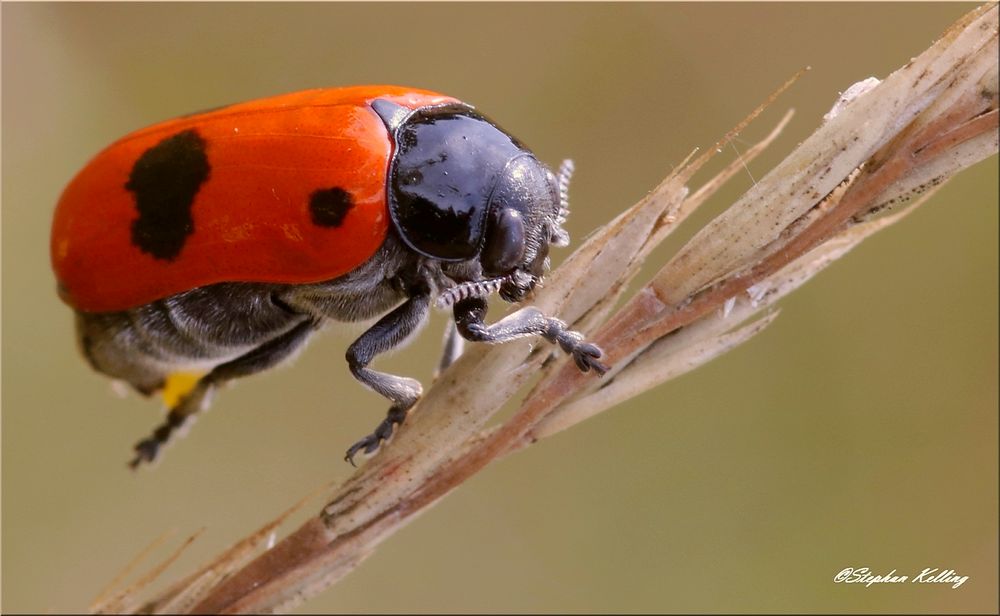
[130,375,211,469]
[130,318,319,468]
[344,292,430,465]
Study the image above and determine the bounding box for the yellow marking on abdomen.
[161,372,205,408]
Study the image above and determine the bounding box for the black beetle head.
[482,155,562,302]
[374,99,567,303]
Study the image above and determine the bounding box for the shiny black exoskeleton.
[374,100,560,303]
[79,97,606,468]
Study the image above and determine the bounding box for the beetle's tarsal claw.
[344,406,409,466]
[572,342,608,375]
[129,439,160,469]
[128,405,194,470]
[540,320,609,376]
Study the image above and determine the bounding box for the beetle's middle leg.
[344,292,431,464]
[130,317,318,468]
[435,321,465,378]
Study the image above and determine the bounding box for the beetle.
[51,85,607,468]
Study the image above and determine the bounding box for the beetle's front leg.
[344,292,430,464]
[453,297,608,374]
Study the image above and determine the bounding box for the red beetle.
[51,85,606,468]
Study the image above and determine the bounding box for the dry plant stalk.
[94,4,998,614]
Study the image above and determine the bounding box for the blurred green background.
[2,3,997,613]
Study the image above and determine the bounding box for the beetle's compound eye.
[481,207,526,276]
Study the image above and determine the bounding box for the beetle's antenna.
[557,159,574,223]
[435,277,506,309]
[552,159,573,247]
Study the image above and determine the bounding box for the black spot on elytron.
[309,187,354,227]
[126,129,210,261]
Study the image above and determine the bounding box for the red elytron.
[52,86,456,312]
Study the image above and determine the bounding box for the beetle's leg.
[130,317,318,469]
[453,297,608,374]
[344,293,430,464]
[434,321,465,378]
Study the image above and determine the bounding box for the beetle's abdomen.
[76,283,309,394]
